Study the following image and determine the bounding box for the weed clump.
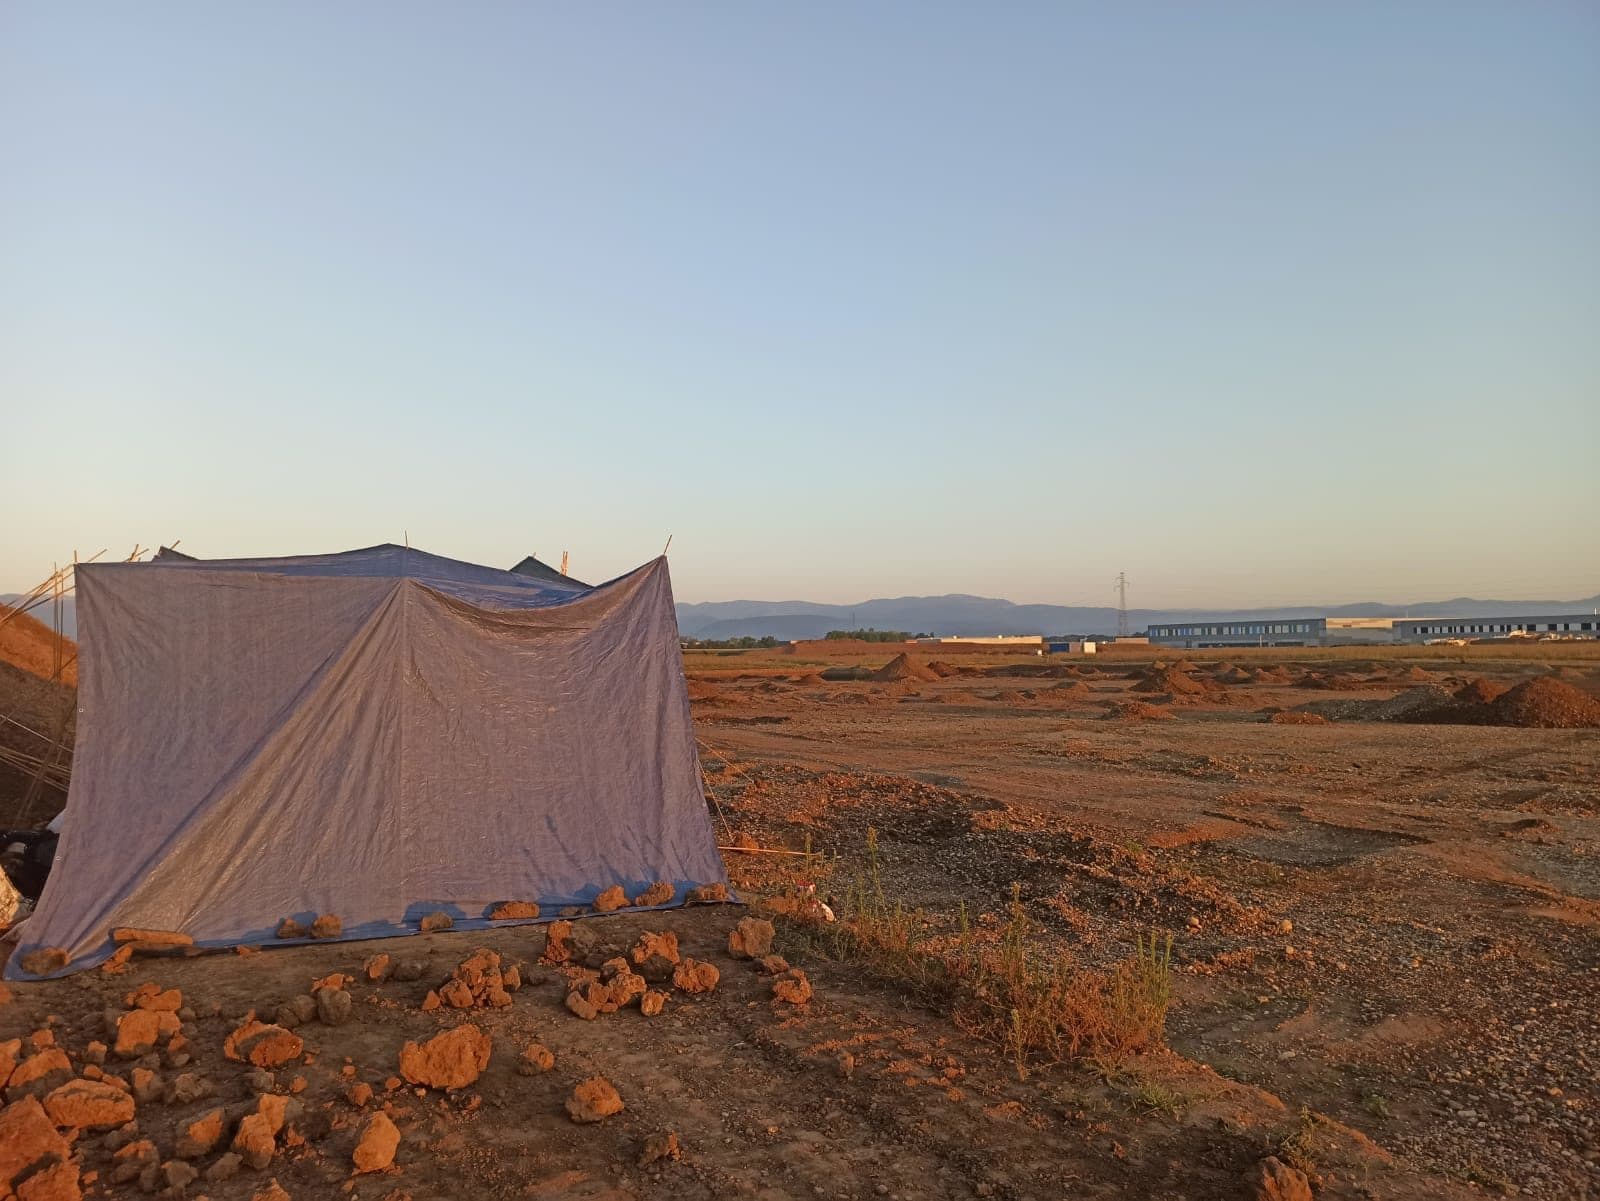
[789,828,1174,1075]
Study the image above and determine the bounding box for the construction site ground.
[2,642,1598,1200]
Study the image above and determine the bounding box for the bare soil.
[2,644,1598,1199]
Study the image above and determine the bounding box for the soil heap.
[1485,677,1600,729]
[872,654,939,684]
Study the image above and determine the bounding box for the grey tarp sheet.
[7,545,727,978]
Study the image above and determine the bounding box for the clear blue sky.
[3,3,1596,608]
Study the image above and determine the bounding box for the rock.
[314,987,352,1026]
[232,1111,276,1169]
[606,969,648,1009]
[223,1020,303,1069]
[16,948,69,977]
[837,1051,855,1079]
[502,965,522,991]
[6,1049,72,1099]
[129,1067,162,1105]
[161,1159,199,1192]
[309,914,341,939]
[42,1079,136,1129]
[163,1072,212,1106]
[362,954,392,982]
[393,960,425,982]
[593,885,627,913]
[249,1179,290,1201]
[81,1041,107,1066]
[728,917,775,959]
[254,1092,301,1137]
[16,1158,81,1199]
[0,1095,71,1189]
[397,1024,491,1090]
[124,983,183,1012]
[439,980,475,1009]
[419,911,453,933]
[420,991,441,1012]
[345,1081,374,1107]
[686,882,730,904]
[0,1037,18,1085]
[639,990,667,1017]
[1250,1156,1313,1201]
[352,1111,400,1173]
[175,1107,226,1158]
[517,1043,555,1075]
[488,902,539,920]
[540,920,574,965]
[244,1069,275,1094]
[632,881,674,907]
[113,1010,165,1059]
[111,927,193,949]
[672,958,720,994]
[772,969,813,1005]
[203,1152,242,1183]
[109,1138,158,1184]
[102,1120,139,1151]
[565,1076,623,1123]
[756,954,790,975]
[100,945,134,974]
[638,1130,681,1166]
[275,918,307,939]
[629,931,680,980]
[564,990,599,1021]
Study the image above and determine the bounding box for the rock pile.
[423,948,521,1011]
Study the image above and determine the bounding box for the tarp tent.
[509,554,589,588]
[7,544,726,978]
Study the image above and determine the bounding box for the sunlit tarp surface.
[9,545,723,977]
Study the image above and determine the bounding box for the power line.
[1115,572,1130,637]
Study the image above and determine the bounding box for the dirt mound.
[820,665,874,682]
[1454,677,1509,704]
[1214,667,1253,685]
[1486,678,1600,729]
[925,661,962,678]
[0,606,77,686]
[1301,671,1369,691]
[1296,686,1458,723]
[981,663,1074,679]
[1101,700,1173,721]
[1398,666,1436,683]
[872,654,939,683]
[1268,711,1328,725]
[1132,667,1206,696]
[791,673,826,687]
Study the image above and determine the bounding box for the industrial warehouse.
[1147,613,1599,648]
[1145,616,1395,649]
[1391,614,1599,643]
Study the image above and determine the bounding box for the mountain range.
[675,593,1600,641]
[7,591,1598,645]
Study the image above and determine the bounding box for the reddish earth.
[0,644,1596,1199]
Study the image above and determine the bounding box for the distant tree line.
[824,628,924,642]
[681,635,781,649]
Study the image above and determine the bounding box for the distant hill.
[676,592,1600,641]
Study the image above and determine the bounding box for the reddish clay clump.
[398,1024,491,1090]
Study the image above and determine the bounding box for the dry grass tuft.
[785,828,1174,1075]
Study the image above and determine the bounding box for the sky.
[2,3,1596,609]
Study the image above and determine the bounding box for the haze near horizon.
[2,3,1596,606]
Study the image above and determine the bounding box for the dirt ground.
[2,644,1598,1200]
